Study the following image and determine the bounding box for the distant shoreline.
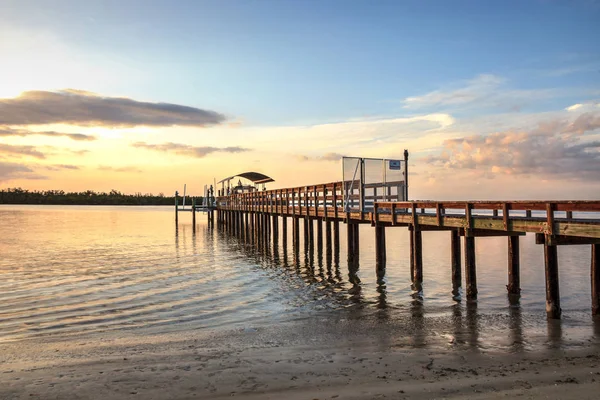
[0,188,202,206]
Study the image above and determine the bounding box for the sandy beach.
[2,314,599,400]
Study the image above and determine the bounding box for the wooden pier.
[177,174,600,320]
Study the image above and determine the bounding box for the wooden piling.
[412,227,423,284]
[272,215,279,247]
[317,218,323,254]
[325,220,332,252]
[308,217,314,251]
[175,191,179,225]
[450,229,461,287]
[464,232,477,300]
[347,223,356,263]
[293,216,300,247]
[333,221,340,255]
[507,235,521,296]
[544,234,561,319]
[192,198,196,226]
[592,244,600,316]
[282,216,287,247]
[303,217,309,250]
[409,226,415,282]
[375,225,386,269]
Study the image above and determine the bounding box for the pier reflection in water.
[215,213,600,353]
[1,205,599,351]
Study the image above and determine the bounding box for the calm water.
[1,205,598,349]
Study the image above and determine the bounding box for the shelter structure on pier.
[217,172,275,196]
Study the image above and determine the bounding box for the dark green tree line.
[0,188,202,206]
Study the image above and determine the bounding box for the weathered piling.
[592,244,600,316]
[272,215,279,247]
[293,216,300,247]
[192,198,196,226]
[375,225,386,269]
[174,191,179,225]
[507,235,521,296]
[317,218,323,254]
[412,228,423,285]
[464,232,477,300]
[544,234,561,319]
[450,229,461,288]
[347,222,360,264]
[282,216,287,247]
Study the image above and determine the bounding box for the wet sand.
[2,315,600,399]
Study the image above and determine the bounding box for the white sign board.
[389,160,401,170]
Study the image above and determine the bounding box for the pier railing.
[218,183,600,239]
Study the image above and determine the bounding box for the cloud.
[131,141,251,158]
[422,110,600,181]
[0,126,96,141]
[70,149,90,156]
[403,74,556,112]
[98,165,143,173]
[296,152,344,162]
[0,90,227,127]
[44,164,81,171]
[0,144,46,159]
[0,161,48,182]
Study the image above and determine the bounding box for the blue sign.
[389,160,401,170]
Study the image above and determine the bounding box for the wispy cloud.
[98,165,143,173]
[0,161,48,182]
[131,141,251,158]
[0,90,227,127]
[0,144,46,159]
[0,126,96,141]
[296,152,344,162]
[44,164,81,171]
[403,74,556,112]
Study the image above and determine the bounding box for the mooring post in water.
[592,243,600,316]
[451,229,461,287]
[175,191,179,225]
[544,234,561,319]
[192,197,196,227]
[507,235,521,296]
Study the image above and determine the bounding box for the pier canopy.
[217,172,275,195]
[218,172,274,185]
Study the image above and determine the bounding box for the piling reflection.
[466,301,480,350]
[410,300,426,348]
[210,212,598,353]
[508,302,525,352]
[546,319,563,348]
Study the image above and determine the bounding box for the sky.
[0,0,599,200]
